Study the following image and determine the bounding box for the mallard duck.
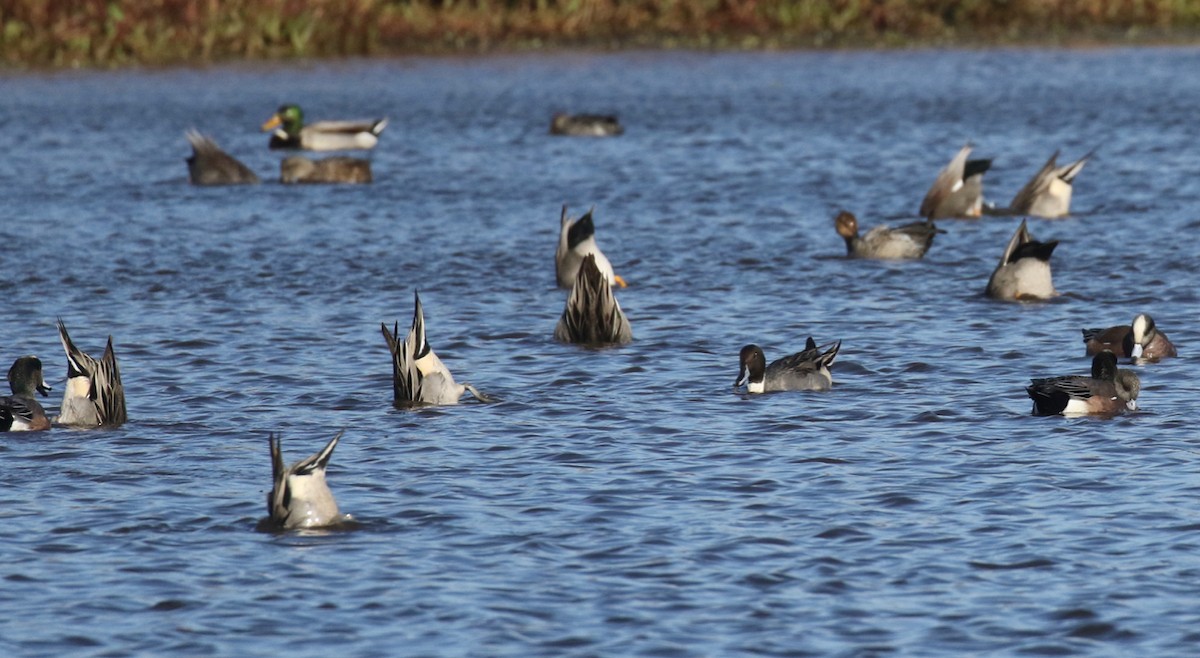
[267,432,345,529]
[834,210,943,260]
[1082,314,1176,363]
[1,356,52,432]
[261,104,387,151]
[555,254,633,345]
[734,338,841,394]
[184,131,259,186]
[381,292,488,406]
[1008,150,1092,219]
[280,156,372,184]
[1026,352,1140,416]
[985,219,1058,301]
[555,205,626,289]
[550,113,624,137]
[55,320,126,427]
[919,144,993,219]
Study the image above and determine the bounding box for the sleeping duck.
[280,156,372,184]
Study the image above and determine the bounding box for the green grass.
[3,0,1200,68]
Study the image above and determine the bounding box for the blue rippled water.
[1,48,1199,656]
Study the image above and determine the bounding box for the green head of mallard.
[261,104,304,136]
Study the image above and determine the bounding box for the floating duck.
[735,338,841,394]
[261,104,387,151]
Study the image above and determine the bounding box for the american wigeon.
[185,131,259,186]
[55,320,126,428]
[735,337,841,394]
[549,113,624,137]
[555,253,633,345]
[381,292,488,407]
[1082,313,1176,362]
[555,205,626,289]
[261,104,387,151]
[1,356,52,432]
[834,210,943,260]
[1026,352,1140,416]
[1008,150,1092,219]
[919,144,993,219]
[985,219,1058,301]
[280,155,372,184]
[267,431,345,529]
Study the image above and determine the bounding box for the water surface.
[2,49,1199,656]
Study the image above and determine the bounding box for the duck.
[55,320,126,428]
[734,337,841,394]
[1026,352,1140,416]
[1008,150,1092,219]
[267,431,345,529]
[555,253,633,345]
[555,205,627,289]
[184,130,259,186]
[280,155,372,184]
[985,219,1058,301]
[550,113,624,137]
[381,292,488,406]
[834,210,943,260]
[1,356,52,432]
[1082,313,1176,363]
[919,144,993,219]
[261,104,387,151]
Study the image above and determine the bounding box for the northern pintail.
[1,356,52,432]
[1083,313,1176,363]
[735,337,841,394]
[381,292,488,406]
[262,104,387,151]
[555,253,633,345]
[185,131,259,186]
[1008,150,1092,219]
[919,144,993,219]
[267,431,345,529]
[834,210,942,260]
[55,320,126,427]
[1026,352,1140,416]
[280,156,372,184]
[550,113,624,137]
[555,205,626,289]
[985,219,1058,301]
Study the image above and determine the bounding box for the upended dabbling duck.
[985,219,1058,301]
[919,144,993,220]
[55,320,126,428]
[267,431,345,530]
[555,205,626,289]
[1008,149,1092,219]
[184,130,259,186]
[381,292,488,406]
[555,254,633,346]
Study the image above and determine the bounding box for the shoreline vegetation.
[3,1,1200,69]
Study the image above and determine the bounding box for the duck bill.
[1126,400,1138,412]
[261,115,283,132]
[734,367,748,389]
[37,381,51,397]
[613,274,628,288]
[1130,344,1144,360]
